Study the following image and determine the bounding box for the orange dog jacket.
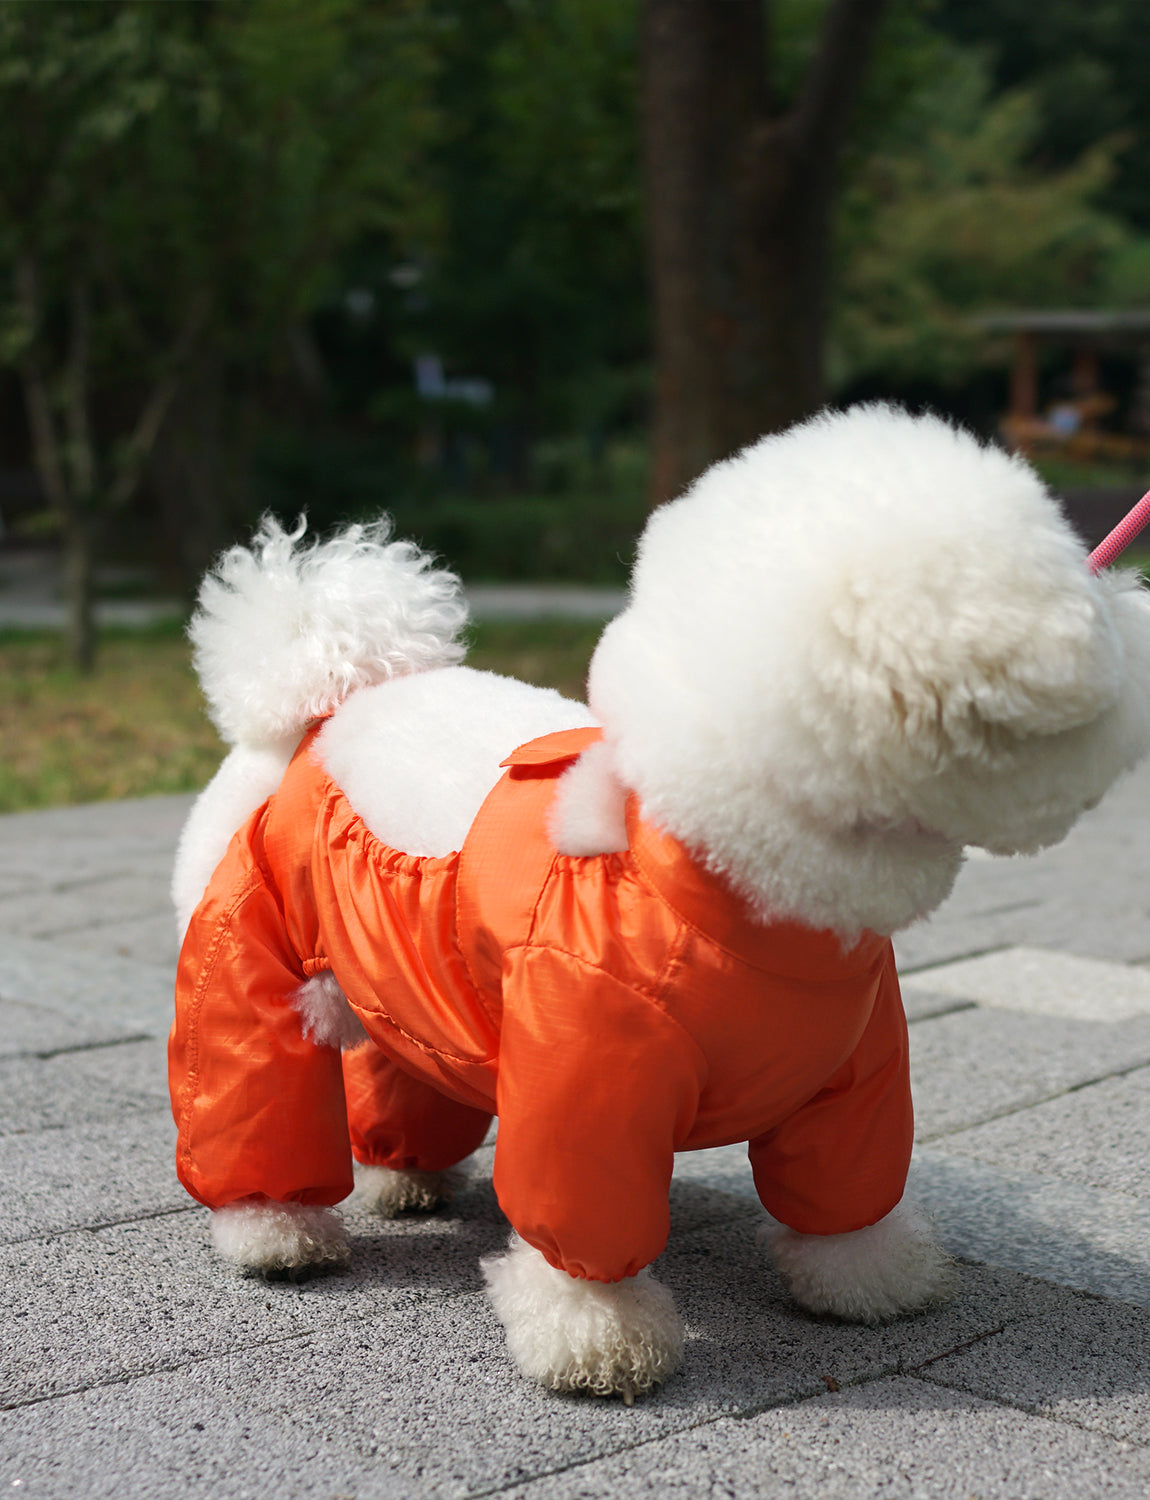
[170,726,913,1282]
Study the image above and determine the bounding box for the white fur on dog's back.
[317,666,595,856]
[189,515,467,746]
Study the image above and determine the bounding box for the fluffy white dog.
[170,404,1150,1400]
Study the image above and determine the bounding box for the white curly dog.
[171,404,1150,1400]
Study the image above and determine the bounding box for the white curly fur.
[764,1199,955,1323]
[548,738,630,855]
[189,514,468,747]
[292,972,369,1050]
[589,404,1150,937]
[171,736,300,938]
[353,1161,465,1216]
[482,1234,684,1401]
[210,1200,349,1273]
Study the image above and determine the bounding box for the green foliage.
[4,0,1150,596]
[933,0,1150,230]
[412,0,646,436]
[0,0,441,515]
[255,425,648,583]
[832,46,1134,385]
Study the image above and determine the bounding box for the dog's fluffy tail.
[189,515,467,745]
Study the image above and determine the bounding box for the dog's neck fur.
[549,739,963,941]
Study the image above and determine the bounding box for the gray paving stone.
[0,792,193,852]
[1,1306,663,1500]
[1,1183,512,1410]
[0,868,30,899]
[671,1143,759,1204]
[0,871,176,944]
[0,1113,186,1242]
[909,1147,1150,1309]
[909,1008,1150,1141]
[0,997,136,1060]
[53,909,181,969]
[910,946,1150,1022]
[901,985,976,1023]
[0,1208,1077,1500]
[498,1376,1150,1499]
[937,1065,1150,1200]
[897,890,1150,971]
[465,583,627,620]
[0,934,175,1036]
[0,1037,170,1136]
[6,739,1150,1494]
[919,1295,1150,1448]
[654,1217,1067,1412]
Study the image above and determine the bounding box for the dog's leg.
[481,1233,683,1401]
[353,1160,465,1216]
[764,1199,954,1323]
[341,1036,492,1218]
[210,1200,350,1280]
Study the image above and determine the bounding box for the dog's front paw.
[765,1199,955,1324]
[353,1161,464,1217]
[481,1234,683,1401]
[210,1200,349,1279]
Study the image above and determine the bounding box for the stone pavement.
[4,766,1150,1497]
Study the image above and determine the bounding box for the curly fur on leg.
[353,1161,465,1217]
[210,1200,349,1278]
[764,1199,955,1324]
[482,1233,683,1402]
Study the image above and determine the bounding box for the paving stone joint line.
[905,999,978,1024]
[898,942,1013,976]
[916,1055,1150,1145]
[2,1201,195,1249]
[14,1033,154,1063]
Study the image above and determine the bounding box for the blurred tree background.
[2,0,1149,667]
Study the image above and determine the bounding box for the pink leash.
[1088,490,1150,573]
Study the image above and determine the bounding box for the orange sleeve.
[493,946,705,1283]
[747,954,913,1235]
[169,855,353,1210]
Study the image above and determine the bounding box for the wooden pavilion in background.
[977,310,1150,461]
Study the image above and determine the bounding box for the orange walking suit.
[170,726,914,1283]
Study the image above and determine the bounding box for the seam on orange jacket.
[174,865,265,1180]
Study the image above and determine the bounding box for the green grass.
[1032,456,1150,493]
[464,616,602,702]
[0,617,603,814]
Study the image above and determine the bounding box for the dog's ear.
[811,554,1128,772]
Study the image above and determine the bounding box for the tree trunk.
[62,511,97,674]
[151,356,255,598]
[642,0,889,505]
[13,256,100,672]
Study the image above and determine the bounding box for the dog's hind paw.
[210,1200,349,1276]
[482,1234,683,1400]
[352,1162,464,1217]
[764,1198,955,1324]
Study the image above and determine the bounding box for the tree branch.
[65,276,96,504]
[107,289,211,510]
[12,252,69,517]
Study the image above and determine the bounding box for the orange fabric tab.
[499,725,602,769]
